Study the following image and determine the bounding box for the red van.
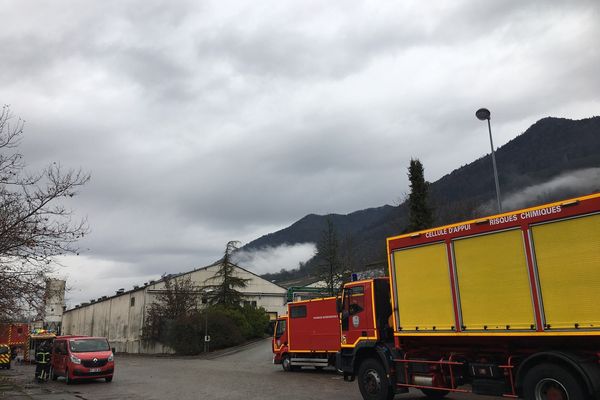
[51,336,114,384]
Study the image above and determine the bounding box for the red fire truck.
[338,193,600,400]
[273,296,340,371]
[0,323,30,362]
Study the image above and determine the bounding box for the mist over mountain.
[241,117,600,284]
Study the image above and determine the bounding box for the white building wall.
[61,263,287,354]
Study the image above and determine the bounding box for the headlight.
[108,353,114,362]
[70,355,81,364]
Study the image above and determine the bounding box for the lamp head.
[476,108,491,121]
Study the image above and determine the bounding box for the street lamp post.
[204,310,209,353]
[476,108,503,213]
[202,288,212,353]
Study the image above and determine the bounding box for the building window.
[202,297,207,304]
[251,301,257,308]
[130,297,135,307]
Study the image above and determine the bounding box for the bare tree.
[315,218,343,296]
[142,274,199,342]
[0,105,90,320]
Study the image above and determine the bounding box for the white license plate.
[89,368,101,372]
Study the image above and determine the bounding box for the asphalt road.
[0,339,489,400]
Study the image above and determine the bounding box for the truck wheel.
[420,388,449,399]
[357,358,394,400]
[282,354,292,372]
[523,363,586,400]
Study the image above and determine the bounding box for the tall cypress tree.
[407,158,434,232]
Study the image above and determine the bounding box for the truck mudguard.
[339,340,395,377]
[515,351,600,397]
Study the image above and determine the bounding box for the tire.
[105,376,113,383]
[357,358,395,400]
[282,354,292,372]
[421,388,449,399]
[522,363,586,400]
[6,363,10,370]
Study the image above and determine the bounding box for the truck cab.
[272,316,289,367]
[337,278,398,388]
[339,278,393,348]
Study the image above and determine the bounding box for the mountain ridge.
[242,116,600,283]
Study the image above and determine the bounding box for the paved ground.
[0,339,489,400]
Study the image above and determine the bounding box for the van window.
[69,339,110,353]
[290,305,307,319]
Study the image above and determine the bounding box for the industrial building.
[61,262,287,354]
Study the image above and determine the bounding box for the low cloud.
[479,168,600,214]
[234,243,316,275]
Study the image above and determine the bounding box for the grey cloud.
[2,0,599,301]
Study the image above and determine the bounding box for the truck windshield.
[0,347,8,355]
[275,319,286,338]
[69,339,110,353]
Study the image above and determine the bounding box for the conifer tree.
[204,241,250,307]
[407,158,434,232]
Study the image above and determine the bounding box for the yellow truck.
[338,193,600,400]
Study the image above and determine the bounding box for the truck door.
[273,317,288,352]
[340,282,376,347]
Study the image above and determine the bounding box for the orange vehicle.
[273,297,340,371]
[338,193,600,400]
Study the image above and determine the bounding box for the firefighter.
[35,342,51,382]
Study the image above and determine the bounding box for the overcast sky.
[1,0,599,306]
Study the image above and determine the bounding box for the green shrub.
[159,305,271,355]
[203,309,245,349]
[241,305,270,338]
[165,313,204,355]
